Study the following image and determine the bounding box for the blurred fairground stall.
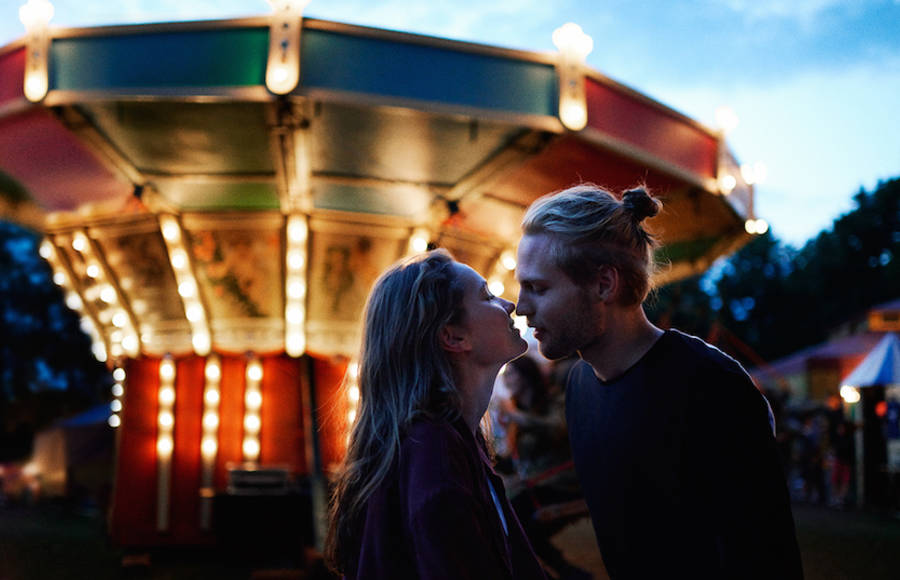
[1,0,764,550]
[752,300,900,509]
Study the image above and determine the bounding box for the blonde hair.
[522,183,661,305]
[324,250,467,574]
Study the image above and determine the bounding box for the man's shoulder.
[663,328,750,379]
[665,329,773,425]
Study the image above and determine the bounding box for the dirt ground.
[2,501,900,579]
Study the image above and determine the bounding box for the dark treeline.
[648,177,900,366]
[0,221,111,461]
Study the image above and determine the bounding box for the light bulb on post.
[552,22,593,131]
[719,174,737,195]
[19,0,54,103]
[714,106,739,135]
[265,1,311,95]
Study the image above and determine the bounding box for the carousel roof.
[0,10,758,360]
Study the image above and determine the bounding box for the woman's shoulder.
[399,418,478,497]
[402,417,472,464]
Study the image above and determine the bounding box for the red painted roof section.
[0,108,132,210]
[585,78,718,179]
[0,48,24,107]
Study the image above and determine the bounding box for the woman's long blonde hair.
[324,250,467,574]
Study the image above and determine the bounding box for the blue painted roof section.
[301,28,557,116]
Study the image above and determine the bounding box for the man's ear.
[439,324,471,353]
[591,265,619,303]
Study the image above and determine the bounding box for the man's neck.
[578,307,663,382]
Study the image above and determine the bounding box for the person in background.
[499,354,591,580]
[324,250,546,580]
[515,183,803,579]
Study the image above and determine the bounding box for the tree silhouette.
[649,177,900,367]
[0,221,110,461]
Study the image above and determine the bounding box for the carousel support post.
[303,356,328,552]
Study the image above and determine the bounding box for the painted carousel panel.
[49,27,268,92]
[306,225,406,355]
[311,101,525,186]
[302,27,556,116]
[78,101,274,176]
[185,224,283,320]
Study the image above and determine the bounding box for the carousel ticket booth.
[0,1,763,553]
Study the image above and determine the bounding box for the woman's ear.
[439,323,471,353]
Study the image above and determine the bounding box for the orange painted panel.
[109,358,160,546]
[214,356,247,489]
[260,356,306,473]
[169,356,207,543]
[313,356,350,474]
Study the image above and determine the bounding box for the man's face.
[515,233,598,360]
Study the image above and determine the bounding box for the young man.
[515,184,803,579]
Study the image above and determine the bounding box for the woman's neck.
[454,362,503,434]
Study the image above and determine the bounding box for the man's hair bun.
[622,187,661,222]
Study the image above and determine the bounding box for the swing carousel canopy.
[0,8,759,360]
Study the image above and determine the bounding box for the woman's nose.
[500,298,515,314]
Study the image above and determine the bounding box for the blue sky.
[2,0,898,247]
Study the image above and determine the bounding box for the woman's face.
[451,262,528,367]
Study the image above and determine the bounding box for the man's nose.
[515,298,531,316]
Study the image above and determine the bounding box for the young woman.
[325,250,546,580]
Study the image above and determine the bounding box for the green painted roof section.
[46,24,557,117]
[314,183,432,216]
[155,182,280,210]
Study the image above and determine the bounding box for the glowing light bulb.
[204,389,220,405]
[245,390,262,410]
[159,360,175,382]
[203,412,219,430]
[159,387,175,406]
[242,437,260,459]
[840,385,860,404]
[201,437,218,457]
[157,435,174,456]
[205,361,221,382]
[714,106,739,134]
[244,414,261,433]
[719,174,737,194]
[500,250,517,271]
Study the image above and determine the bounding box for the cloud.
[713,0,870,23]
[306,0,562,47]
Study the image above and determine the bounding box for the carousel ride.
[0,0,765,547]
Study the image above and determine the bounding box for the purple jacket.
[347,417,547,580]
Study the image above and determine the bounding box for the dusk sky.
[2,0,898,247]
